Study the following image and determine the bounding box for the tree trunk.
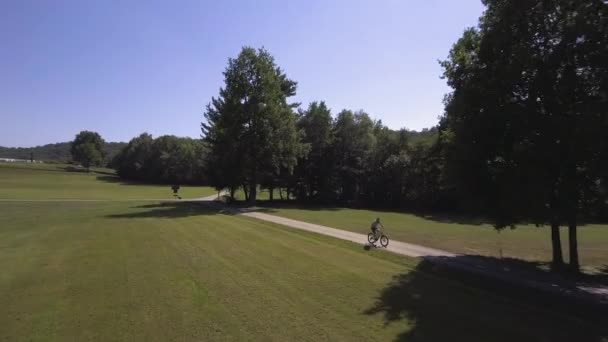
[242,185,249,202]
[568,221,579,272]
[249,183,257,205]
[308,181,314,200]
[279,188,284,200]
[269,187,274,201]
[550,221,564,271]
[229,186,236,201]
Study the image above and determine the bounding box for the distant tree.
[70,131,105,171]
[202,47,306,203]
[365,123,400,206]
[112,133,205,184]
[440,0,608,271]
[113,133,154,180]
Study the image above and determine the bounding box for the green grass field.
[0,163,216,200]
[1,163,606,341]
[261,205,608,268]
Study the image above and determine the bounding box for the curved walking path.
[241,211,455,258]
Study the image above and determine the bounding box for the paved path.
[241,211,455,258]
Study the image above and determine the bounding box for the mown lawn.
[1,201,606,341]
[260,204,608,268]
[1,163,606,340]
[0,163,216,200]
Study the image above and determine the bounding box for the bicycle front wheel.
[380,235,389,247]
[367,233,377,244]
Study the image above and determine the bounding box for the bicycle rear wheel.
[380,235,389,247]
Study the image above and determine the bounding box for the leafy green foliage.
[292,101,334,201]
[202,47,305,202]
[286,103,446,209]
[70,131,106,170]
[440,0,608,270]
[112,133,205,184]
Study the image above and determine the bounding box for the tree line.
[68,131,205,184]
[110,133,206,184]
[0,140,125,163]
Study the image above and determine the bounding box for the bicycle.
[368,229,389,247]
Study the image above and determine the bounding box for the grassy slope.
[0,163,215,200]
[260,205,608,267]
[1,201,605,341]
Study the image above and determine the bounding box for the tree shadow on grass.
[364,257,608,342]
[105,201,229,219]
[253,200,606,227]
[95,175,148,186]
[63,165,88,173]
[251,201,494,226]
[412,211,492,226]
[0,164,67,173]
[239,200,344,212]
[96,175,206,188]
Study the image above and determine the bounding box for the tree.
[202,47,305,203]
[70,131,105,171]
[332,110,376,203]
[113,133,154,180]
[440,0,608,271]
[294,101,334,201]
[112,133,206,184]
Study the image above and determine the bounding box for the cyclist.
[370,217,383,237]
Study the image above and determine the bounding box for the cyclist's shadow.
[363,243,380,251]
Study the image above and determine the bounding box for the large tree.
[202,47,305,203]
[440,0,608,271]
[70,131,105,171]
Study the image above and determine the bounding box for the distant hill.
[0,142,127,163]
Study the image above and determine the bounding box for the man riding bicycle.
[370,218,383,236]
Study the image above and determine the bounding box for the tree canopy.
[70,131,106,171]
[202,47,306,203]
[111,133,206,184]
[440,0,608,270]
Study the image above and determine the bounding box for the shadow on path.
[364,257,608,342]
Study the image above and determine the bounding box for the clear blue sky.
[1,0,485,147]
